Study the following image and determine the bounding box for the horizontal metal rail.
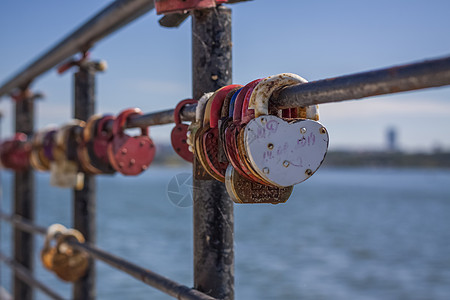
[0,0,155,97]
[0,253,65,300]
[272,55,450,108]
[70,242,217,300]
[0,213,46,235]
[120,55,450,129]
[0,213,216,300]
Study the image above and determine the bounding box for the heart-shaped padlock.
[226,79,272,185]
[224,86,252,181]
[194,90,222,181]
[0,133,31,171]
[187,92,215,180]
[51,229,89,282]
[202,84,242,181]
[225,165,293,204]
[171,99,198,162]
[244,73,329,187]
[78,114,103,175]
[41,224,67,271]
[30,129,51,171]
[78,114,116,174]
[107,108,155,175]
[218,86,241,164]
[221,87,241,167]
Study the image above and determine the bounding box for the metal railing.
[0,0,449,300]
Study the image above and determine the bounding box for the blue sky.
[1,0,450,152]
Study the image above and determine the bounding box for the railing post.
[73,64,97,300]
[192,6,234,300]
[13,90,35,300]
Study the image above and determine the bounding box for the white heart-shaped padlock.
[244,113,329,187]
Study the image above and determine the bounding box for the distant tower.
[386,127,398,152]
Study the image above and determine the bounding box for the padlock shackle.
[241,79,263,124]
[96,115,115,140]
[209,84,242,128]
[83,114,102,142]
[202,94,215,127]
[248,73,308,118]
[195,92,213,126]
[232,79,260,123]
[228,88,242,117]
[232,86,250,122]
[113,108,147,137]
[173,99,198,125]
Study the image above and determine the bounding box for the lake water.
[0,167,449,299]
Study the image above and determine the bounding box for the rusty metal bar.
[0,213,46,235]
[192,6,234,300]
[271,55,450,108]
[73,65,97,299]
[0,214,216,300]
[69,242,217,300]
[13,93,35,300]
[0,252,65,300]
[0,0,155,98]
[119,55,450,130]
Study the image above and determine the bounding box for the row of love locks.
[0,73,329,203]
[0,108,155,189]
[176,73,329,204]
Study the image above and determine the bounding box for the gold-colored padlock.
[30,128,52,171]
[51,229,89,282]
[40,224,67,271]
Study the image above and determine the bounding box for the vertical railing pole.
[192,6,234,300]
[73,65,97,300]
[13,91,35,300]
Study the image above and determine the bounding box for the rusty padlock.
[51,229,89,282]
[41,224,67,271]
[78,114,116,174]
[0,133,31,171]
[201,84,242,181]
[30,129,51,171]
[42,128,57,162]
[217,86,241,164]
[107,108,155,175]
[244,73,328,187]
[171,99,198,162]
[187,92,215,180]
[220,87,241,166]
[224,79,270,185]
[223,79,294,204]
[194,92,218,180]
[225,164,293,204]
[78,114,103,175]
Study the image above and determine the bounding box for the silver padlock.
[244,73,329,187]
[50,121,84,190]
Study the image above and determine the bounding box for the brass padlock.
[51,229,89,282]
[40,224,67,271]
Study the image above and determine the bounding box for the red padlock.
[107,109,155,175]
[171,99,198,162]
[225,79,268,184]
[93,115,115,163]
[202,84,242,180]
[0,133,31,171]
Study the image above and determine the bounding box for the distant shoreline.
[153,144,450,169]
